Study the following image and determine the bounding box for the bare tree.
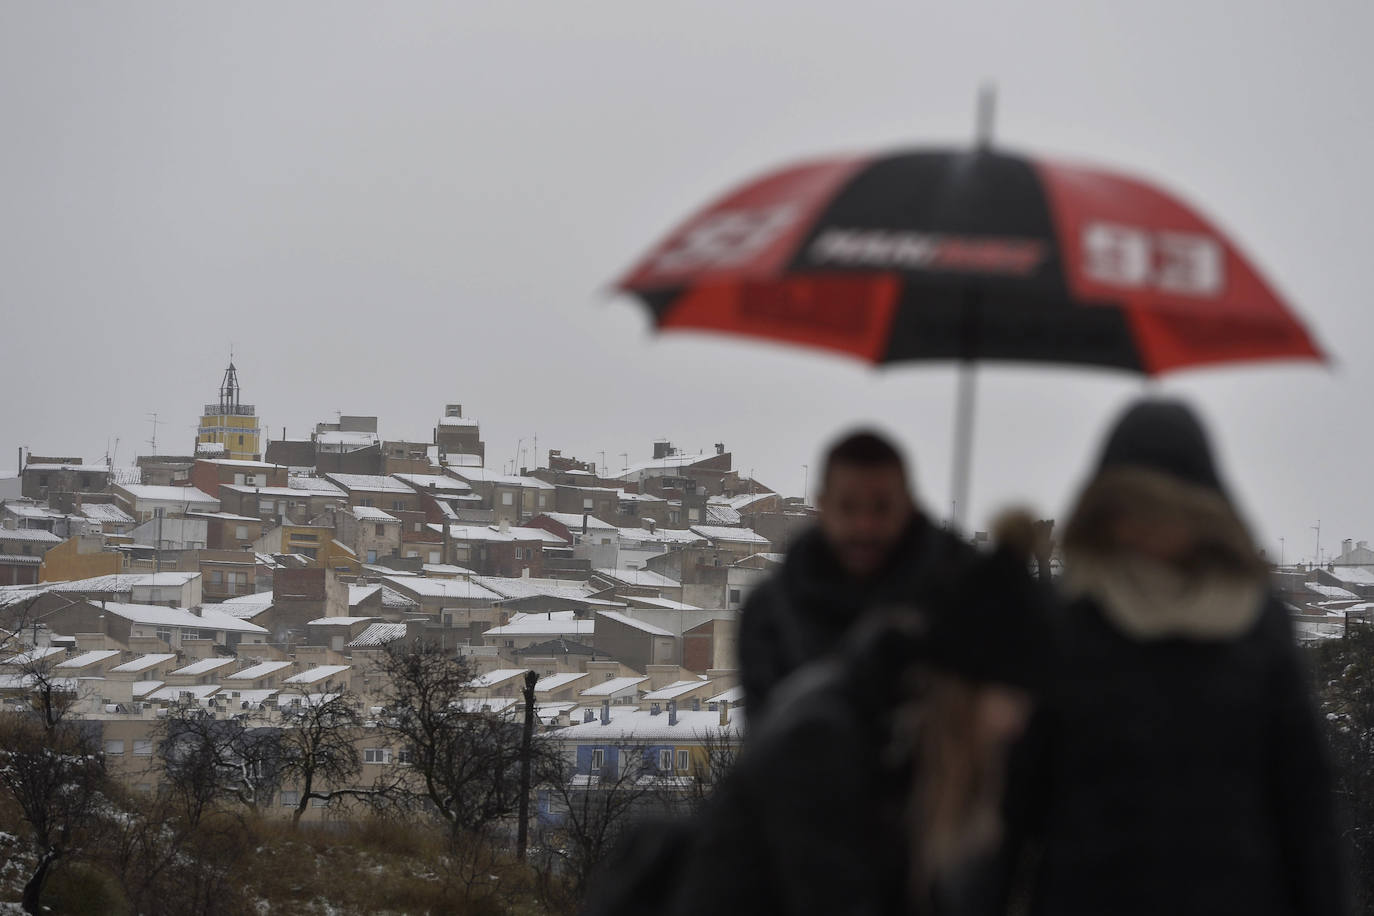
[0,712,108,914]
[157,702,284,814]
[374,641,528,839]
[683,727,741,813]
[277,683,398,826]
[534,739,672,903]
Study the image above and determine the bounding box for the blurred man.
[738,430,976,721]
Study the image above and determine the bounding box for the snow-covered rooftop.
[347,622,408,648]
[324,474,414,493]
[555,706,742,742]
[306,616,377,626]
[108,653,177,674]
[468,668,530,688]
[385,576,504,602]
[286,476,347,495]
[96,602,269,634]
[170,657,237,677]
[352,506,399,522]
[0,528,62,543]
[690,525,769,545]
[447,468,555,489]
[642,679,712,701]
[393,473,473,493]
[428,524,569,545]
[484,612,594,638]
[55,649,122,670]
[283,664,351,685]
[79,503,136,524]
[225,660,293,681]
[536,512,618,532]
[579,675,649,697]
[598,611,674,637]
[116,484,219,505]
[593,568,681,589]
[535,672,590,692]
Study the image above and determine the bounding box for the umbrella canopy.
[616,148,1323,375]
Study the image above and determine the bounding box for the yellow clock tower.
[197,362,262,461]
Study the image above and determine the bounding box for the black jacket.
[1009,591,1345,916]
[738,516,976,722]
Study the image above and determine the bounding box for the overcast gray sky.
[2,1,1369,562]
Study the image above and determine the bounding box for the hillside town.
[0,363,827,816]
[0,364,1364,802]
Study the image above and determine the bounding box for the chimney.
[667,699,677,727]
[1343,539,1353,557]
[600,699,610,725]
[650,702,661,716]
[715,443,725,455]
[499,518,510,535]
[653,440,672,460]
[691,697,701,711]
[583,708,595,724]
[719,701,729,727]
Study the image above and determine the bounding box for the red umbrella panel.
[617,149,1324,376]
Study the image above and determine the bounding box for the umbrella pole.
[951,358,977,531]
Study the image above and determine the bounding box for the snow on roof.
[1328,566,1374,586]
[622,596,702,611]
[4,504,64,519]
[286,476,348,495]
[91,602,269,634]
[186,510,263,523]
[199,458,282,469]
[55,649,122,670]
[214,598,274,620]
[447,468,555,489]
[725,491,776,512]
[1305,582,1359,600]
[225,660,293,680]
[556,707,742,742]
[227,688,278,707]
[484,613,594,637]
[379,586,418,609]
[108,653,176,673]
[642,679,713,701]
[708,685,744,705]
[47,571,201,592]
[0,528,62,543]
[2,646,67,666]
[79,503,136,524]
[536,512,618,532]
[347,622,408,647]
[535,672,590,692]
[195,442,227,455]
[132,680,163,698]
[616,452,722,478]
[393,473,473,493]
[348,584,381,606]
[324,474,413,493]
[116,484,219,505]
[705,504,742,526]
[438,415,480,427]
[306,616,377,626]
[352,506,399,522]
[468,668,530,688]
[456,697,519,714]
[316,431,379,448]
[170,657,237,676]
[616,490,667,504]
[689,525,769,545]
[148,684,222,702]
[616,526,706,545]
[471,576,608,603]
[421,563,478,577]
[283,664,351,685]
[579,675,649,697]
[593,568,680,589]
[598,611,674,637]
[385,576,504,602]
[429,524,569,545]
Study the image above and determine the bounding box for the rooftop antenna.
[619,453,628,474]
[146,413,160,456]
[1312,520,1322,565]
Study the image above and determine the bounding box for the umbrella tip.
[976,83,997,149]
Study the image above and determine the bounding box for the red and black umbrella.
[615,141,1324,522]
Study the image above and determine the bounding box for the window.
[729,589,742,604]
[366,550,378,564]
[238,435,244,445]
[133,740,153,757]
[678,750,689,771]
[688,508,700,522]
[591,749,605,771]
[80,475,90,489]
[280,790,300,807]
[155,627,173,643]
[429,551,441,564]
[210,570,223,585]
[244,475,257,486]
[364,748,393,765]
[312,796,329,808]
[583,498,594,510]
[359,498,374,508]
[397,748,414,765]
[104,739,125,755]
[413,522,421,532]
[538,493,548,507]
[21,545,31,555]
[658,749,673,771]
[375,524,385,536]
[406,550,419,558]
[235,525,248,540]
[38,475,49,486]
[392,500,405,511]
[502,492,514,506]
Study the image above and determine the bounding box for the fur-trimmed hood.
[1061,467,1267,640]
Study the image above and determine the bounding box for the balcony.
[203,404,256,417]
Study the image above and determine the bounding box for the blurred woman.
[1014,399,1345,916]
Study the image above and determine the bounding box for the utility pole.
[146,413,160,456]
[801,464,809,502]
[516,669,539,861]
[599,451,606,478]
